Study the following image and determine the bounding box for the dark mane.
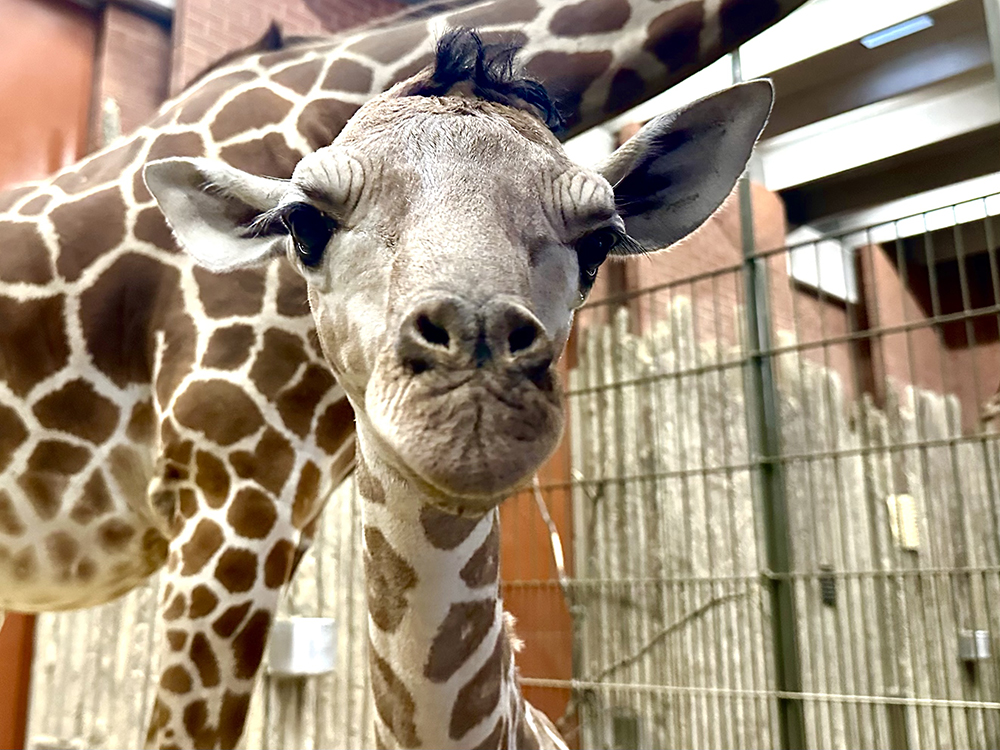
[404,28,564,132]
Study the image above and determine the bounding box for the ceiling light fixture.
[860,15,935,49]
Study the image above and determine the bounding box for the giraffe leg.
[144,496,298,750]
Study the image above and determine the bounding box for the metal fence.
[24,189,1000,750]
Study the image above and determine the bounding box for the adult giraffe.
[0,1,807,748]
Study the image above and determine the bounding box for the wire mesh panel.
[507,189,1000,749]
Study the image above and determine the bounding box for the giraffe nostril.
[508,324,537,354]
[416,314,450,348]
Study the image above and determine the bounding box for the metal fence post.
[733,50,808,750]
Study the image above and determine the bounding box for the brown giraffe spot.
[720,0,782,48]
[174,380,264,447]
[52,137,144,195]
[162,581,174,604]
[386,52,436,88]
[203,325,256,370]
[231,609,270,679]
[425,599,496,683]
[0,404,28,474]
[134,205,177,251]
[32,379,120,444]
[644,2,705,72]
[193,265,267,318]
[271,58,324,95]
[264,539,294,588]
[109,445,149,504]
[0,221,52,283]
[21,441,91,520]
[143,528,169,572]
[605,68,647,115]
[126,401,156,444]
[419,505,479,550]
[12,547,36,580]
[230,427,295,496]
[52,187,127,281]
[163,592,186,621]
[0,294,70,397]
[449,0,539,25]
[68,470,113,524]
[212,601,251,638]
[219,690,251,750]
[354,454,384,504]
[249,328,308,398]
[220,132,302,179]
[18,193,51,216]
[473,718,506,750]
[292,460,321,528]
[161,664,193,694]
[226,487,277,539]
[348,21,427,63]
[215,548,257,593]
[189,632,221,687]
[195,451,230,508]
[0,490,25,535]
[211,88,294,141]
[189,585,219,618]
[315,398,354,455]
[180,519,225,575]
[0,185,34,212]
[97,518,136,552]
[306,328,325,359]
[134,131,207,202]
[369,643,419,747]
[449,633,504,740]
[297,99,360,151]
[76,556,97,582]
[45,530,79,572]
[460,514,499,588]
[276,261,309,317]
[166,629,187,651]
[178,489,198,519]
[182,699,213,748]
[176,70,258,126]
[364,526,417,632]
[145,698,172,746]
[320,58,374,93]
[276,364,337,437]
[523,51,612,129]
[549,0,632,37]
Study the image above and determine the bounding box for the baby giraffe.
[146,29,771,750]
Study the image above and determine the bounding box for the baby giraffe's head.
[145,30,771,514]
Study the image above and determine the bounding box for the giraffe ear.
[144,157,289,272]
[598,79,773,252]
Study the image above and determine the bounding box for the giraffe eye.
[282,203,337,268]
[576,228,619,281]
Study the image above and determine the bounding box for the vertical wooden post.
[0,615,36,750]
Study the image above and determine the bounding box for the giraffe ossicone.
[148,29,772,749]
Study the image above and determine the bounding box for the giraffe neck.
[355,434,551,750]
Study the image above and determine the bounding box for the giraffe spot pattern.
[190,632,221,687]
[296,99,360,152]
[449,0,539,25]
[0,404,28,474]
[51,137,144,195]
[76,556,97,582]
[182,699,212,748]
[51,187,128,281]
[212,601,251,638]
[175,70,258,126]
[178,488,198,519]
[276,364,337,437]
[68,470,114,525]
[292,459,322,528]
[523,51,612,129]
[0,185,34,212]
[220,133,302,180]
[369,643,420,747]
[249,328,308,398]
[133,131,207,202]
[195,451,230,508]
[264,539,294,588]
[425,599,496,683]
[17,193,51,216]
[163,592,186,620]
[174,380,264,447]
[0,294,70,397]
[230,427,295,496]
[320,58,374,93]
[0,490,25,535]
[364,526,417,632]
[180,519,225,575]
[386,52,436,88]
[166,629,187,651]
[275,261,310,317]
[720,0,782,49]
[0,221,53,283]
[473,717,507,750]
[271,58,324,95]
[215,548,257,593]
[192,266,267,319]
[460,513,500,588]
[145,698,171,746]
[355,454,384,504]
[21,441,91,520]
[231,609,270,679]
[160,664,193,694]
[644,3,705,72]
[108,445,149,506]
[12,547,36,580]
[211,87,294,142]
[450,633,505,740]
[419,504,479,550]
[134,205,177,251]
[188,584,219,618]
[315,397,355,455]
[126,400,156,444]
[45,530,79,575]
[605,68,647,115]
[32,379,120,445]
[218,690,251,750]
[347,21,428,64]
[97,518,136,551]
[226,486,277,539]
[202,325,256,370]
